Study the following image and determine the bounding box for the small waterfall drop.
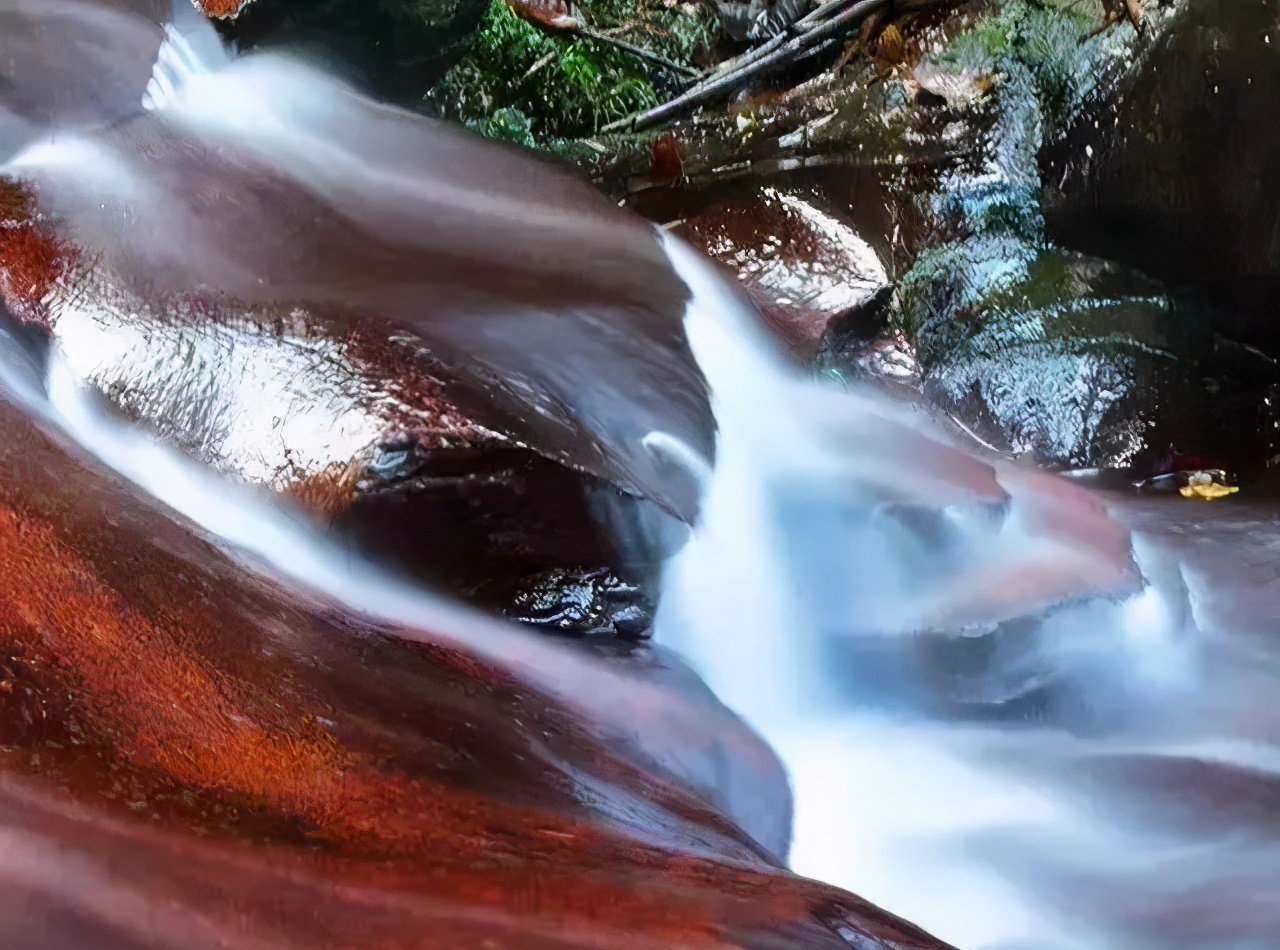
[658,234,1280,950]
[142,1,231,111]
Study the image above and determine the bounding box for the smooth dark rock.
[503,567,654,639]
[338,434,671,637]
[1042,0,1280,358]
[212,0,488,104]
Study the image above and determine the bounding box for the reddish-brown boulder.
[0,392,954,950]
[669,180,891,362]
[195,0,252,16]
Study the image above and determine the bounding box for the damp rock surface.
[0,388,956,950]
[1042,0,1280,358]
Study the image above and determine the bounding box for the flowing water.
[2,4,1279,949]
[660,237,1280,950]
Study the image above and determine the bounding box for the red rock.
[672,184,890,362]
[506,0,581,31]
[0,181,78,325]
[195,0,254,17]
[649,133,685,187]
[0,394,955,950]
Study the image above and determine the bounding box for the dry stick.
[603,0,891,133]
[701,0,870,79]
[701,0,858,80]
[575,26,701,77]
[596,0,863,133]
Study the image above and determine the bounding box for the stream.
[1,2,1278,949]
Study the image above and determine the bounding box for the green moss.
[431,0,714,145]
[937,0,1104,124]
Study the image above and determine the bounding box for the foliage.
[936,0,1106,124]
[587,0,718,65]
[430,0,716,145]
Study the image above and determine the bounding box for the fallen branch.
[702,0,867,81]
[575,26,701,78]
[603,0,891,133]
[504,0,701,78]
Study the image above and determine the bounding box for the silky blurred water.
[2,4,1278,948]
[659,235,1280,949]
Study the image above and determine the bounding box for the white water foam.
[142,2,230,112]
[657,233,1280,950]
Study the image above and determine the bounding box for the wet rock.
[0,182,79,324]
[25,282,485,501]
[503,567,654,639]
[903,243,1239,470]
[0,372,956,950]
[667,176,892,361]
[2,179,671,641]
[12,85,712,524]
[4,1,716,520]
[212,0,488,103]
[890,22,1278,476]
[1042,0,1280,358]
[337,434,671,636]
[817,284,925,390]
[0,274,672,643]
[197,0,251,16]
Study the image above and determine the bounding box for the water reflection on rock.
[0,275,677,645]
[665,180,891,361]
[0,382,955,948]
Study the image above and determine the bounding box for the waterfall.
[142,1,231,111]
[2,4,1278,946]
[657,236,1280,949]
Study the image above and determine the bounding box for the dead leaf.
[506,0,582,31]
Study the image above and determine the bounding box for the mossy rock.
[903,243,1233,469]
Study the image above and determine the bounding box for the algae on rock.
[889,1,1263,472]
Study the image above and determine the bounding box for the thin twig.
[609,0,891,132]
[574,26,701,77]
[522,49,558,81]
